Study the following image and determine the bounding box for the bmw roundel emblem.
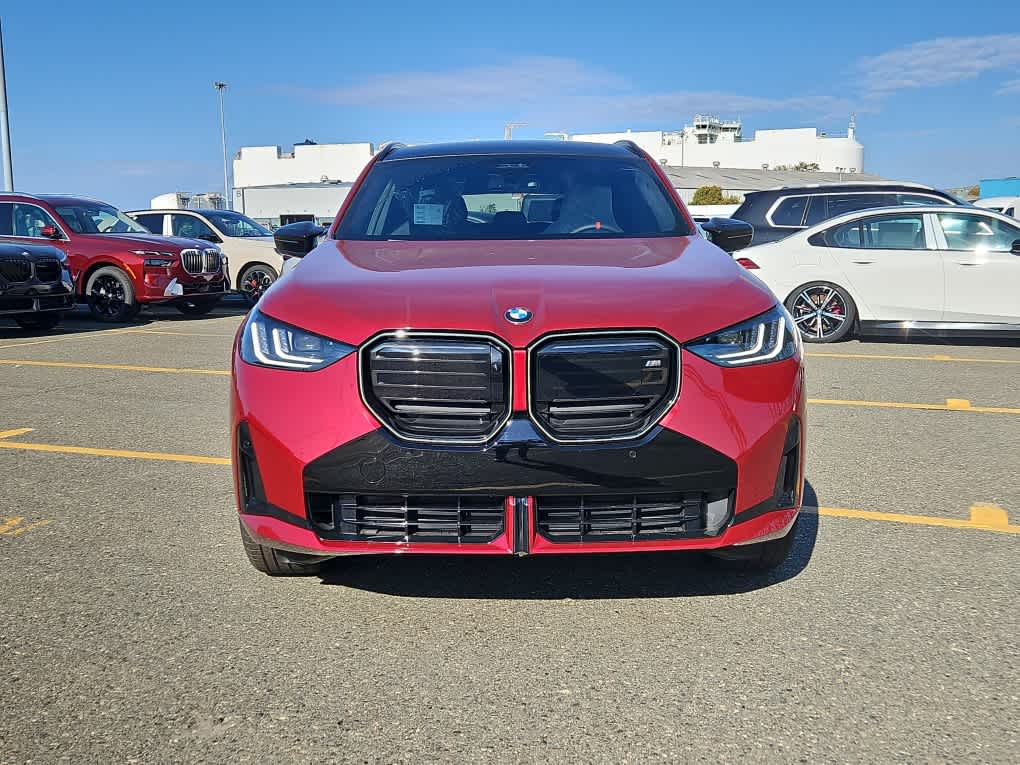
[505,307,533,324]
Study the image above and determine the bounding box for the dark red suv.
[232,141,805,577]
[0,194,228,321]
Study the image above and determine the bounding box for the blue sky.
[2,1,1018,208]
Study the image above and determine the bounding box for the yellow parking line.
[0,358,230,376]
[121,328,238,338]
[808,397,1020,414]
[806,351,1020,365]
[0,328,138,350]
[0,427,34,439]
[0,518,53,537]
[814,503,1020,535]
[0,439,230,465]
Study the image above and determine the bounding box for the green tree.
[691,185,741,205]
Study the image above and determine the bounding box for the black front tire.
[239,521,327,576]
[706,520,797,572]
[86,266,139,323]
[784,281,857,343]
[14,313,64,331]
[174,297,222,316]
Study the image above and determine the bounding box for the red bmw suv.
[232,141,805,576]
[0,194,228,322]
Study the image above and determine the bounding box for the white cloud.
[997,78,1020,95]
[858,35,1020,94]
[283,57,856,127]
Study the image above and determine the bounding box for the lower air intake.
[307,494,507,543]
[535,491,732,542]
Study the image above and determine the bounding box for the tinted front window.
[171,214,217,240]
[336,154,690,240]
[896,193,943,207]
[938,213,1020,251]
[829,214,927,250]
[0,202,12,236]
[54,203,150,234]
[13,204,61,237]
[132,214,164,234]
[204,211,272,237]
[825,193,896,217]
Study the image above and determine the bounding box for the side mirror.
[701,217,754,253]
[1012,239,1020,255]
[274,221,326,259]
[199,233,222,244]
[40,224,61,240]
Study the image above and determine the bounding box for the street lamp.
[214,82,230,210]
[0,18,14,191]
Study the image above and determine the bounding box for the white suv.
[128,208,284,305]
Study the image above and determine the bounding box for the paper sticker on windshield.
[413,204,444,225]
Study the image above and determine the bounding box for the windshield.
[204,211,272,238]
[336,154,691,241]
[54,202,151,235]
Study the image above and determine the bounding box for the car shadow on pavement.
[317,482,821,599]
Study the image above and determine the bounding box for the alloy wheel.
[90,274,127,319]
[241,268,275,304]
[790,286,849,341]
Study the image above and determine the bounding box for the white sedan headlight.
[687,306,800,367]
[240,309,354,371]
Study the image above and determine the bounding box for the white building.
[233,140,374,188]
[571,115,863,173]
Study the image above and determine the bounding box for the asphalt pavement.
[1,305,1017,763]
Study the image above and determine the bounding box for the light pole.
[214,81,229,209]
[0,18,14,191]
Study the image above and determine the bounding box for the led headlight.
[133,250,175,268]
[240,309,354,371]
[687,305,799,367]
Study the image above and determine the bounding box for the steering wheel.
[570,222,623,234]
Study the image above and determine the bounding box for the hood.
[92,233,215,252]
[258,236,776,346]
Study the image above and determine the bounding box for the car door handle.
[955,262,981,266]
[851,259,874,265]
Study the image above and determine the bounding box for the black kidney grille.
[307,493,506,542]
[531,334,678,442]
[0,257,32,283]
[363,335,509,442]
[33,258,61,282]
[535,492,729,542]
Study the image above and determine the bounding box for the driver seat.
[544,185,619,234]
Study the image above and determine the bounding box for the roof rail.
[374,142,406,161]
[613,139,645,157]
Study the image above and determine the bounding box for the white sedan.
[737,205,1020,342]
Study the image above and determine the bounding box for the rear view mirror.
[40,225,61,240]
[274,221,326,259]
[1012,239,1020,255]
[701,217,754,253]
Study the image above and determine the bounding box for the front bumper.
[0,279,74,315]
[141,271,228,302]
[233,348,805,557]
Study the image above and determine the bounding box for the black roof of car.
[745,182,951,197]
[383,140,638,161]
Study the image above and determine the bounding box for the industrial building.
[154,116,870,226]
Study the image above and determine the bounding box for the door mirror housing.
[1011,238,1020,255]
[701,217,754,253]
[274,221,326,259]
[199,233,222,244]
[40,224,61,240]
